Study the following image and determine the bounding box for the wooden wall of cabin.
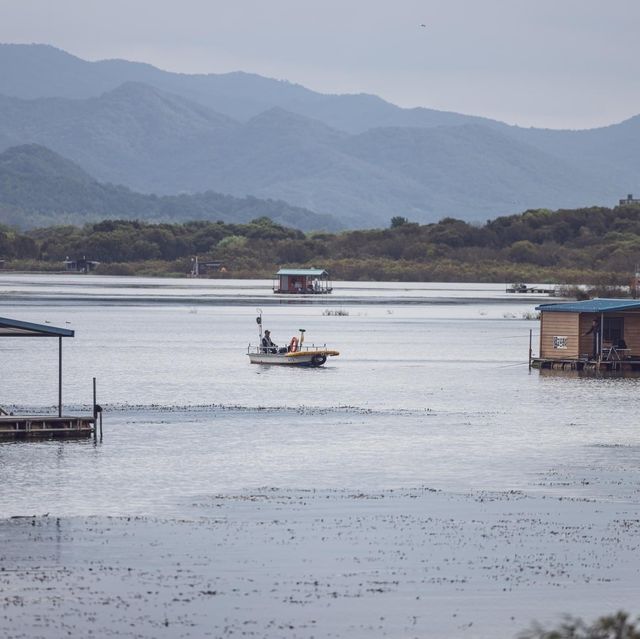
[540,311,579,359]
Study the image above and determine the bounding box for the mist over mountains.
[0,43,636,229]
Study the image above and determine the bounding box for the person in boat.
[261,329,278,354]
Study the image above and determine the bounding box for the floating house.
[64,256,100,273]
[0,316,96,439]
[273,268,332,294]
[532,298,640,371]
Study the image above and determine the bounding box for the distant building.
[273,268,332,294]
[64,257,100,273]
[189,256,226,277]
[619,193,640,206]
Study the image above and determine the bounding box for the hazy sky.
[1,0,639,129]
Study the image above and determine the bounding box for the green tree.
[390,216,409,228]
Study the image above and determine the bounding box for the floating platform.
[0,415,95,440]
[531,357,640,372]
[506,283,556,294]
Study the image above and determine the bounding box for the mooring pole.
[93,377,97,442]
[58,336,63,417]
[92,377,103,441]
[528,329,532,370]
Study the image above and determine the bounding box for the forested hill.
[0,144,339,231]
[2,205,640,284]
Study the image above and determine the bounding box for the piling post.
[58,336,63,417]
[92,377,103,441]
[93,377,97,441]
[528,329,532,370]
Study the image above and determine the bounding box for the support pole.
[599,312,604,361]
[92,377,103,441]
[528,329,532,370]
[58,336,62,417]
[93,377,97,442]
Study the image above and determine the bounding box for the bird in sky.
[419,23,427,28]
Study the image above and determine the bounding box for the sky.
[1,0,639,129]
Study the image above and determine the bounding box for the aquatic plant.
[520,611,640,639]
[322,309,349,316]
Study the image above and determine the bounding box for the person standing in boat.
[261,329,278,353]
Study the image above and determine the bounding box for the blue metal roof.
[536,298,640,313]
[276,268,328,276]
[0,316,74,337]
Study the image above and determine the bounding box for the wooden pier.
[0,415,95,440]
[1,316,101,441]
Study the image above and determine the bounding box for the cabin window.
[603,317,624,343]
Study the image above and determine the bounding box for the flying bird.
[419,23,427,28]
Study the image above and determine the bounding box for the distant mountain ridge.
[0,43,637,227]
[0,83,622,227]
[0,43,503,133]
[0,144,339,230]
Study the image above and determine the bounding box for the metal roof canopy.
[0,316,74,417]
[536,298,640,313]
[276,268,328,276]
[0,316,74,337]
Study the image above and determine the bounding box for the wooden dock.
[0,415,95,440]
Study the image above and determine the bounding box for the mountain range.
[0,144,337,231]
[0,43,637,228]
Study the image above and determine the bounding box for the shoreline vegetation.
[1,205,640,288]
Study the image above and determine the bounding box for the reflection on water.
[0,274,638,518]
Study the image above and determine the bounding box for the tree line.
[1,205,640,283]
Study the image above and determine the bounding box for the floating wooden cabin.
[0,317,96,439]
[63,256,100,273]
[273,268,333,294]
[532,298,640,371]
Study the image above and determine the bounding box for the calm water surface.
[1,274,638,517]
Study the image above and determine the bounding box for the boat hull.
[248,350,338,366]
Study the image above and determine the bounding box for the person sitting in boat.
[261,329,278,354]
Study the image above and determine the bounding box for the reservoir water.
[1,274,638,517]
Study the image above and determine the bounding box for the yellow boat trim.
[285,350,340,358]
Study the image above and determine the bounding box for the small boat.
[247,311,339,367]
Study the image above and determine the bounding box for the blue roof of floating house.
[0,316,74,337]
[276,268,328,276]
[536,298,640,313]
